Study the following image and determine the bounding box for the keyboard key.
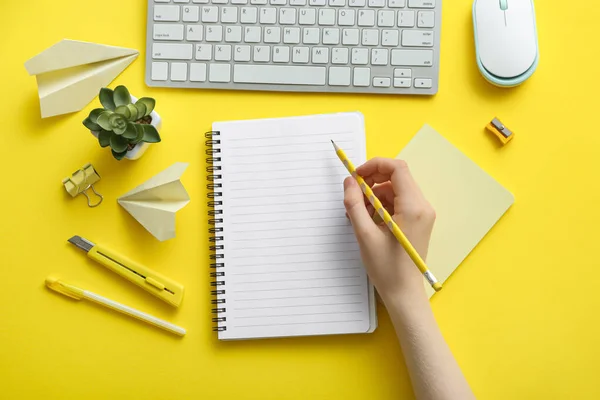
[299,9,316,24]
[244,26,261,42]
[330,0,345,5]
[329,67,351,86]
[196,44,213,60]
[233,65,326,85]
[338,9,355,26]
[193,0,209,3]
[183,6,200,21]
[213,0,228,3]
[319,9,336,25]
[240,7,258,23]
[417,10,435,28]
[402,30,434,47]
[361,29,379,45]
[393,78,411,87]
[153,24,184,40]
[151,62,169,80]
[215,45,232,61]
[260,8,277,24]
[264,27,281,43]
[408,0,435,8]
[342,28,359,45]
[332,47,349,64]
[271,0,286,4]
[323,28,340,44]
[186,25,203,41]
[378,10,394,26]
[349,0,366,5]
[290,0,307,4]
[225,26,243,42]
[368,0,385,7]
[358,10,375,26]
[234,45,251,61]
[190,63,207,81]
[201,6,219,22]
[303,28,320,44]
[209,64,231,82]
[152,43,193,59]
[206,25,223,41]
[414,78,432,88]
[373,77,390,87]
[398,10,415,27]
[280,8,297,24]
[371,48,388,65]
[388,0,405,7]
[309,0,326,5]
[353,67,370,86]
[394,68,411,77]
[221,7,238,23]
[154,5,180,21]
[171,62,188,81]
[232,0,248,4]
[254,45,270,62]
[250,0,267,3]
[351,48,369,64]
[283,27,301,43]
[292,46,310,63]
[174,0,190,2]
[381,29,399,46]
[273,46,291,62]
[312,47,329,63]
[391,49,433,66]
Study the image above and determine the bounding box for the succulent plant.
[83,85,161,160]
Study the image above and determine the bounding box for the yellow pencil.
[332,141,442,292]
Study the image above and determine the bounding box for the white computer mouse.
[473,0,539,87]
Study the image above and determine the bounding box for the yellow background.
[1,1,599,399]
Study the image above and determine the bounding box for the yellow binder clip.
[62,163,103,207]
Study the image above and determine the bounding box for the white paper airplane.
[24,39,139,118]
[118,163,190,242]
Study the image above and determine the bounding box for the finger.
[343,177,378,240]
[371,182,395,209]
[357,158,420,195]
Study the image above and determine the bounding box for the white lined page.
[213,113,374,340]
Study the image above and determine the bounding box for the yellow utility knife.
[68,236,184,307]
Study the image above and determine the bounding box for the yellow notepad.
[398,125,515,298]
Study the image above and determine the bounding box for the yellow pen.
[45,277,186,336]
[332,141,442,292]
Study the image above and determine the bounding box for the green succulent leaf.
[141,124,161,143]
[122,123,138,140]
[110,134,129,153]
[114,105,131,120]
[96,111,113,131]
[99,88,116,111]
[111,149,127,161]
[136,98,155,116]
[127,104,139,121]
[83,117,101,131]
[134,102,147,120]
[133,124,145,144]
[89,108,106,124]
[98,130,112,147]
[113,85,131,108]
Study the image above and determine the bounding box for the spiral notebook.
[206,113,377,340]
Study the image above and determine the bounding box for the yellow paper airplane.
[24,39,139,118]
[118,163,190,242]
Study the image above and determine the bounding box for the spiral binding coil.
[206,131,226,333]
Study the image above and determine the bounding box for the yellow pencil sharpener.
[486,118,514,145]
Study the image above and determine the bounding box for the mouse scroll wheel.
[499,0,508,10]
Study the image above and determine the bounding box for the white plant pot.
[90,95,162,161]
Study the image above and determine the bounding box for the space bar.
[233,65,326,85]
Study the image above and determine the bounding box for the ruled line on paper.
[225,131,355,142]
[234,293,363,301]
[229,174,345,184]
[230,249,357,259]
[232,284,362,293]
[227,138,355,150]
[232,233,355,242]
[230,207,345,218]
[233,319,364,328]
[228,148,354,157]
[228,254,361,267]
[228,156,341,166]
[234,275,361,284]
[236,310,363,319]
[229,200,342,209]
[229,164,345,174]
[234,301,363,310]
[230,267,361,276]
[232,241,357,251]
[230,221,350,233]
[230,191,344,200]
[230,183,342,191]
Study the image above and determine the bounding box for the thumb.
[343,177,377,240]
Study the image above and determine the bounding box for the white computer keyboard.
[145,0,441,94]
